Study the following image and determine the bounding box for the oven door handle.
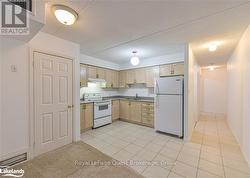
[94,103,111,106]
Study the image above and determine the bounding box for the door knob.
[68,105,73,109]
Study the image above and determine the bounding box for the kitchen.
[79,62,184,135]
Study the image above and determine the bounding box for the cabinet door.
[130,101,142,122]
[112,100,120,120]
[85,103,93,129]
[146,66,159,87]
[159,64,172,77]
[119,100,130,120]
[80,104,85,133]
[135,68,146,83]
[119,70,127,88]
[126,70,135,84]
[105,69,113,88]
[87,66,97,78]
[173,62,184,75]
[97,67,106,79]
[80,64,87,87]
[113,71,119,88]
[141,102,154,127]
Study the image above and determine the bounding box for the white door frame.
[28,48,76,160]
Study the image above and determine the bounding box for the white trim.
[183,44,189,141]
[28,48,76,159]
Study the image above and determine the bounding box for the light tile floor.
[81,117,250,178]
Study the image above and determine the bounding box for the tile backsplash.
[80,82,154,99]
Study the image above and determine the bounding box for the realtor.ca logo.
[0,0,30,35]
[0,166,24,177]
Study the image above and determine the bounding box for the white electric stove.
[84,93,112,128]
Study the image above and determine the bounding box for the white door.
[34,52,73,156]
[155,95,183,137]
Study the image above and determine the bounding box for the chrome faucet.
[135,93,139,98]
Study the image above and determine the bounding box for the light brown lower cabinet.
[112,100,120,121]
[80,103,93,133]
[119,100,130,120]
[130,101,142,123]
[141,102,154,127]
[119,99,154,127]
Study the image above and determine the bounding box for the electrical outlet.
[11,65,17,72]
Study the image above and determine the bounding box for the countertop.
[80,96,154,104]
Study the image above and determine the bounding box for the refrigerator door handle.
[155,95,159,108]
[154,80,159,94]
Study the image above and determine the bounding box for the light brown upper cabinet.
[96,67,106,79]
[105,69,113,88]
[130,101,142,123]
[159,62,184,77]
[80,103,93,133]
[87,65,97,79]
[87,65,106,79]
[112,100,120,121]
[126,70,135,84]
[119,70,127,88]
[172,62,184,76]
[80,64,87,87]
[112,70,119,88]
[146,66,159,87]
[119,100,130,120]
[105,69,119,88]
[135,68,146,84]
[159,64,172,76]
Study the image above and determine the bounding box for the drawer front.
[142,107,154,113]
[142,103,154,108]
[142,112,154,118]
[142,116,154,125]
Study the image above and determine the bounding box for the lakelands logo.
[0,166,24,177]
[0,0,30,35]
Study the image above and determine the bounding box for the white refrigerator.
[154,76,184,137]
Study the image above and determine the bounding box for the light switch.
[11,65,17,72]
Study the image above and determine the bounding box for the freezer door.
[155,95,183,137]
[155,76,183,95]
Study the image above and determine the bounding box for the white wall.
[227,25,250,165]
[200,66,227,115]
[118,84,154,97]
[0,37,29,160]
[80,54,120,70]
[0,32,81,161]
[120,53,184,70]
[184,45,199,140]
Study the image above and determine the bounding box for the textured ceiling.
[42,0,250,65]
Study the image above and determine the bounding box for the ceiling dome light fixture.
[52,5,78,25]
[208,43,218,52]
[130,51,140,66]
[209,63,215,71]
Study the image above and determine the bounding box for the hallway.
[191,114,250,178]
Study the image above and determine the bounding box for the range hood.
[88,78,106,83]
